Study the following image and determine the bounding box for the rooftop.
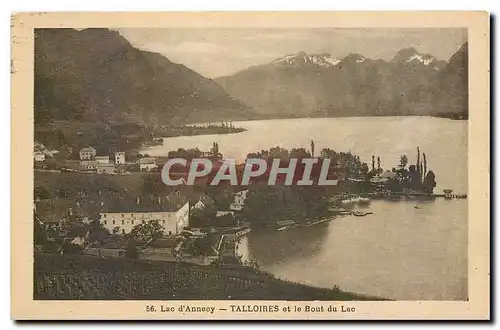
[98,163,115,168]
[80,160,98,165]
[100,196,188,213]
[35,199,91,223]
[80,147,96,152]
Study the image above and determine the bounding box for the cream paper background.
[10,11,490,320]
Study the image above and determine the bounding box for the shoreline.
[183,114,468,126]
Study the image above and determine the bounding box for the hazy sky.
[118,28,467,78]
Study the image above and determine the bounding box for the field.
[34,171,159,199]
[34,253,384,300]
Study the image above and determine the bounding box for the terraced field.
[34,253,384,300]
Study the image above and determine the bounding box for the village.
[33,139,467,271]
[33,139,257,268]
[34,142,162,174]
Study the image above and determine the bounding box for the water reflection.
[239,199,467,300]
[238,223,329,267]
[149,117,467,300]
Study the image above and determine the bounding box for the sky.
[118,28,467,78]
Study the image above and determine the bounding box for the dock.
[362,192,467,199]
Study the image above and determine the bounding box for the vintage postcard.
[11,11,490,320]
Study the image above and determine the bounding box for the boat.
[352,211,373,217]
[277,224,301,231]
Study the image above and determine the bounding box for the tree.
[399,155,408,169]
[423,153,427,179]
[361,163,370,177]
[126,220,164,247]
[422,170,437,193]
[211,142,219,156]
[269,146,289,160]
[416,147,420,175]
[168,148,201,160]
[289,148,311,159]
[320,148,337,160]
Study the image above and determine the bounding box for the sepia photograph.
[11,11,489,320]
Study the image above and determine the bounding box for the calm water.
[145,117,468,300]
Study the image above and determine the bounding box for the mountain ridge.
[215,44,468,119]
[34,28,250,127]
[34,28,258,150]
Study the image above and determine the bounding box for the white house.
[216,211,234,217]
[79,160,98,171]
[114,152,126,164]
[229,190,249,211]
[139,157,158,171]
[192,194,215,211]
[95,156,110,164]
[97,163,115,175]
[99,201,189,236]
[34,151,45,162]
[79,147,96,160]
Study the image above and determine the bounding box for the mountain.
[271,52,341,68]
[34,28,249,128]
[216,45,467,119]
[432,42,468,118]
[215,52,337,117]
[390,47,446,71]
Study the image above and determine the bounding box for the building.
[229,190,249,211]
[84,239,127,258]
[95,156,110,164]
[114,152,126,164]
[79,160,98,172]
[216,211,234,217]
[139,157,158,171]
[99,201,189,236]
[200,151,213,158]
[79,147,96,160]
[370,171,397,185]
[192,194,215,211]
[444,189,453,199]
[34,151,45,162]
[97,163,115,175]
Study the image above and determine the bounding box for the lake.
[144,116,468,300]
